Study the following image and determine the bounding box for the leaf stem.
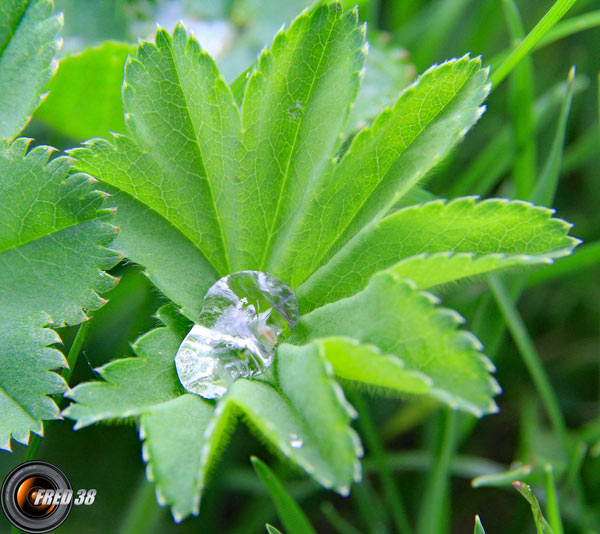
[489,276,569,451]
[60,320,90,390]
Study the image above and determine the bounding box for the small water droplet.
[245,71,250,79]
[175,271,299,399]
[287,100,304,119]
[288,433,303,448]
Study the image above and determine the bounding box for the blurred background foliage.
[2,0,599,533]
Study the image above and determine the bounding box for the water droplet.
[175,271,299,399]
[287,100,304,119]
[288,433,303,448]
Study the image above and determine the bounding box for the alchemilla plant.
[0,0,581,525]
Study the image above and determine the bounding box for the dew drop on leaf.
[288,433,303,449]
[175,271,299,399]
[287,100,304,119]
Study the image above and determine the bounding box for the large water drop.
[175,271,299,399]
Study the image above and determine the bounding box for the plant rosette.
[0,0,580,523]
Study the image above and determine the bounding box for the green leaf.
[201,373,358,496]
[65,321,213,521]
[313,337,432,396]
[35,41,133,141]
[251,456,316,534]
[270,55,491,287]
[344,35,415,134]
[297,197,579,312]
[474,515,486,534]
[0,0,62,138]
[513,481,555,534]
[140,395,214,522]
[0,138,119,449]
[64,325,186,429]
[266,525,285,534]
[72,28,240,256]
[66,328,361,518]
[277,342,362,490]
[236,2,366,272]
[71,23,242,316]
[70,2,367,315]
[292,271,500,416]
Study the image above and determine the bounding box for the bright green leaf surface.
[237,2,365,272]
[293,272,500,416]
[0,138,119,449]
[298,197,579,311]
[140,395,214,522]
[266,525,285,534]
[65,322,213,520]
[64,325,185,429]
[316,337,432,395]
[72,23,242,286]
[35,41,132,141]
[270,55,491,287]
[251,456,316,534]
[277,342,362,491]
[201,376,357,496]
[345,36,415,134]
[0,0,62,138]
[66,324,362,518]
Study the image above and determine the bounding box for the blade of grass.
[118,476,163,534]
[351,474,389,534]
[564,440,588,493]
[381,398,438,442]
[470,63,577,386]
[60,321,90,394]
[321,502,363,534]
[23,320,92,462]
[448,74,586,198]
[350,392,412,534]
[490,0,578,88]
[489,276,569,452]
[502,0,537,199]
[531,67,576,205]
[364,451,506,480]
[562,125,600,173]
[544,465,564,534]
[412,0,473,68]
[490,8,600,66]
[266,525,285,534]
[538,10,600,47]
[416,409,457,534]
[474,515,486,534]
[513,481,555,534]
[472,463,533,488]
[251,457,316,534]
